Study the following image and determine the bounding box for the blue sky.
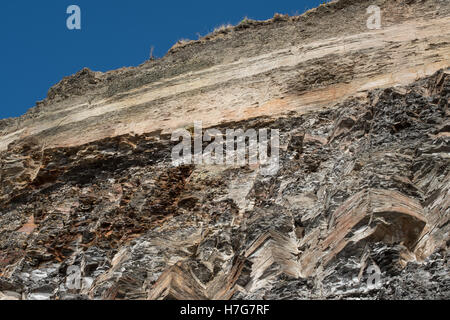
[0,0,324,119]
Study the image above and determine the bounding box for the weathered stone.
[0,0,449,300]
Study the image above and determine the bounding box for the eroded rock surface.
[0,0,449,300]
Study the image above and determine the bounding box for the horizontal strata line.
[11,18,450,123]
[2,62,449,151]
[27,60,449,151]
[1,17,449,151]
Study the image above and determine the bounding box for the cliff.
[0,0,449,300]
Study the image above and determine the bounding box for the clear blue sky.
[0,0,324,119]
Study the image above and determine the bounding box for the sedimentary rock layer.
[0,0,449,300]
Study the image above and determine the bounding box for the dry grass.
[168,38,195,53]
[213,23,234,34]
[272,13,289,22]
[166,1,338,55]
[237,16,256,27]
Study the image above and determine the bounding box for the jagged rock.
[0,0,449,300]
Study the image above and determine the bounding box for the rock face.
[0,0,449,300]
